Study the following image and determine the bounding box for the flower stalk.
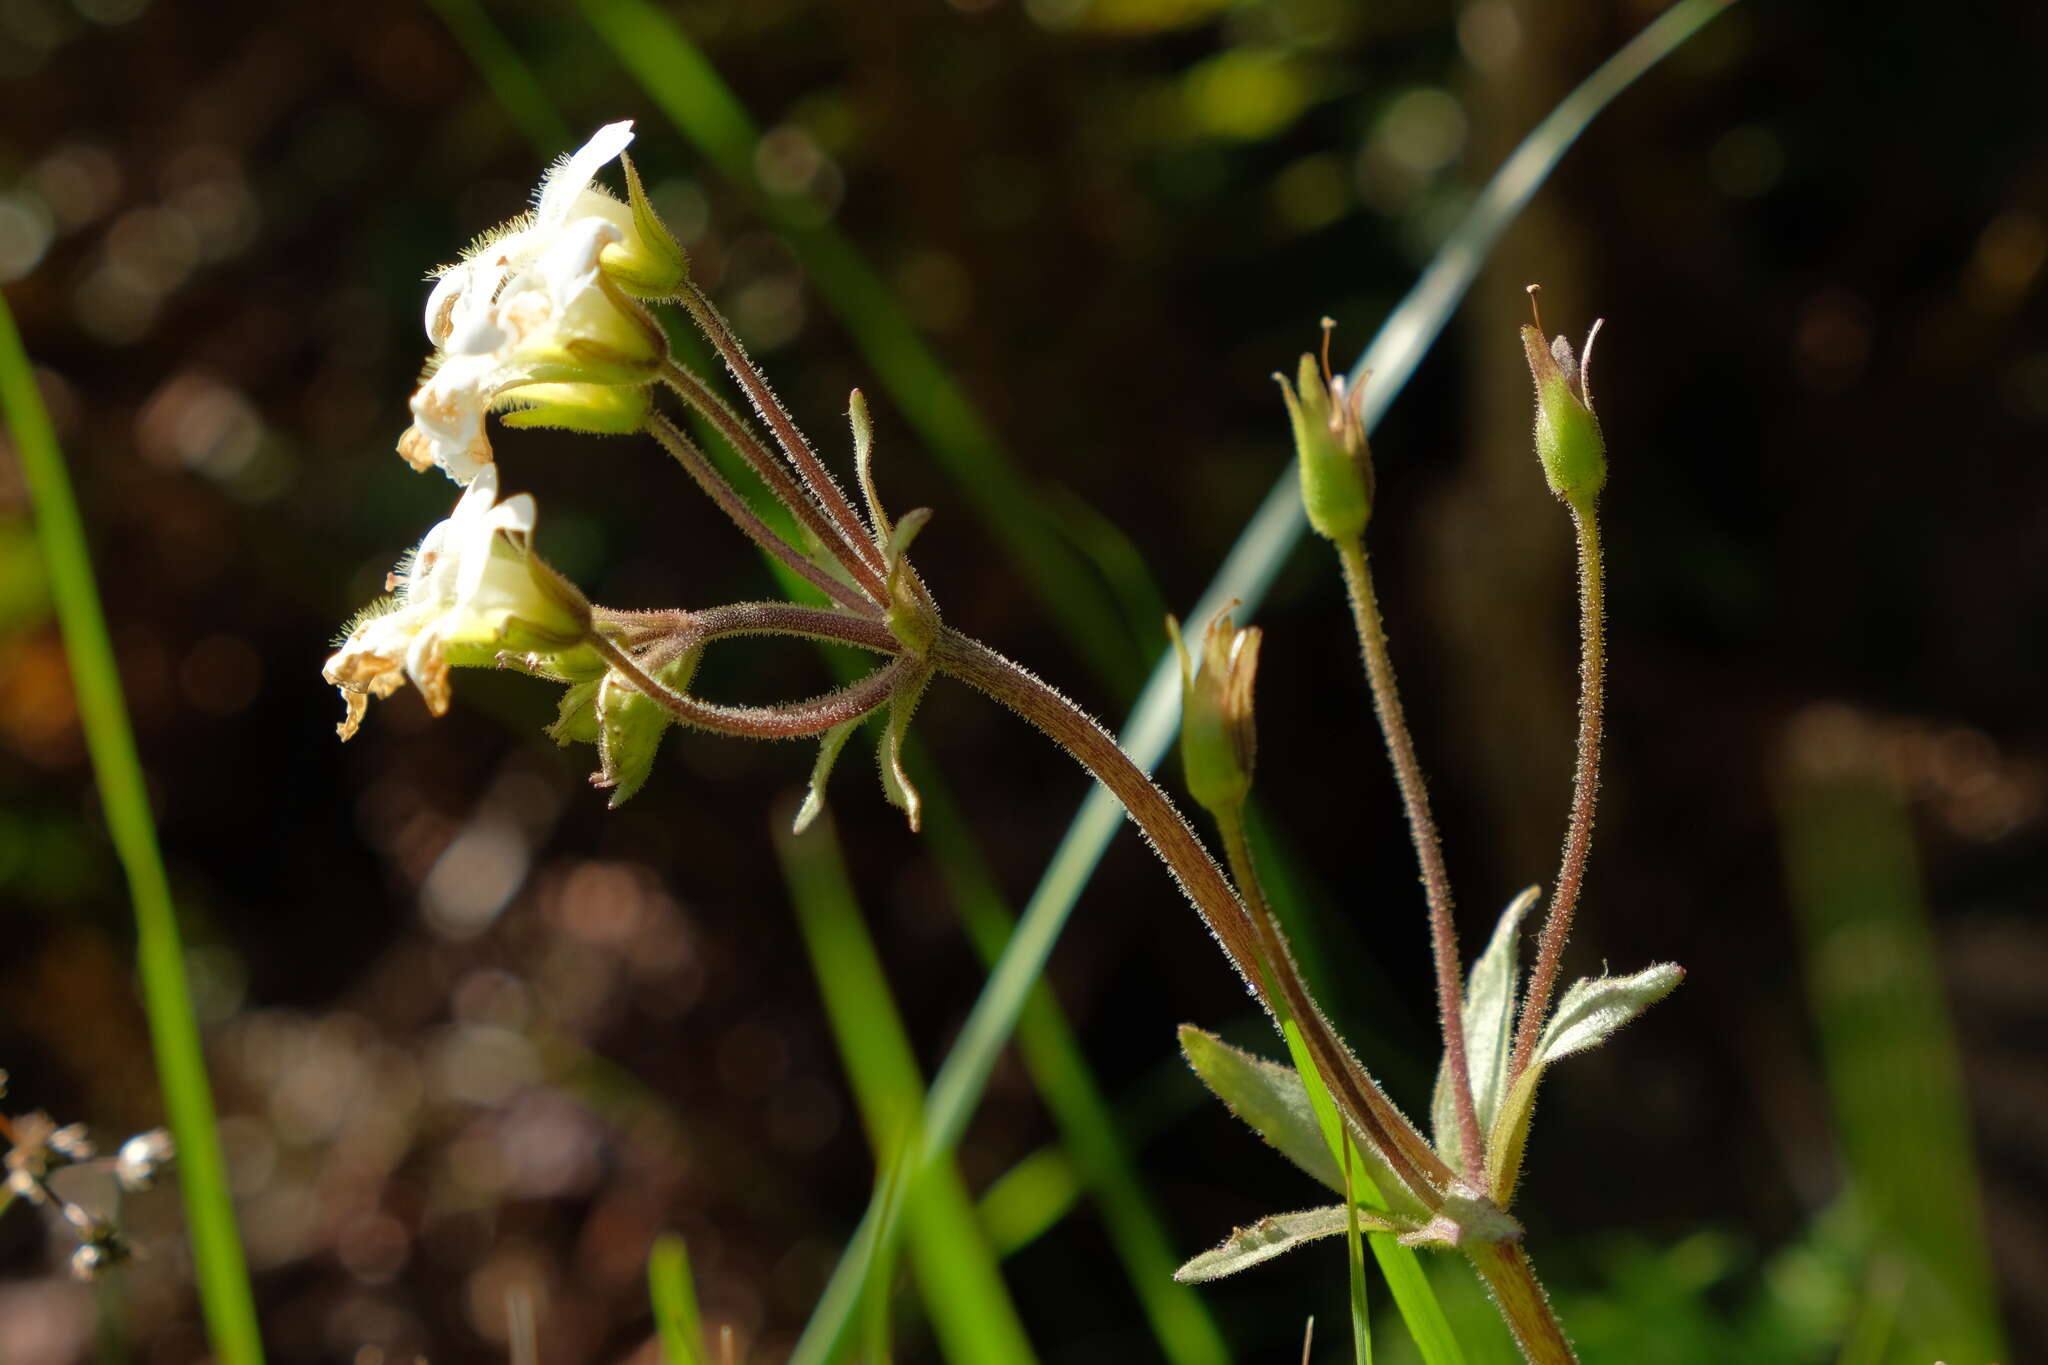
[1509,503,1606,1083]
[1336,536,1485,1177]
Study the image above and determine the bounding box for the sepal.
[598,152,689,298]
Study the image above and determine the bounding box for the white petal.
[538,217,622,306]
[426,259,517,355]
[453,493,535,608]
[534,121,634,229]
[410,355,500,484]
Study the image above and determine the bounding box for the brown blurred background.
[1,0,2045,1362]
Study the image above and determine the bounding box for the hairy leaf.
[1431,886,1539,1167]
[1175,1205,1397,1284]
[1534,962,1685,1068]
[1180,1026,1342,1193]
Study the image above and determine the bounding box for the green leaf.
[1533,962,1684,1069]
[1431,887,1539,1168]
[1178,1026,1343,1194]
[1175,1206,1397,1283]
[1485,961,1684,1208]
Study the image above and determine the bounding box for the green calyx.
[1520,318,1607,507]
[550,640,702,807]
[1277,352,1373,543]
[498,380,654,436]
[598,153,690,299]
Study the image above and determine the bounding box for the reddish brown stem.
[645,414,877,615]
[592,632,904,740]
[1510,503,1606,1082]
[659,360,889,600]
[594,601,901,656]
[1336,537,1483,1176]
[929,626,1453,1206]
[676,279,885,579]
[1467,1242,1578,1364]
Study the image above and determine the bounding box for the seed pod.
[1520,293,1607,507]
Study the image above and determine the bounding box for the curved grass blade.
[1,295,264,1364]
[423,0,573,153]
[775,812,1038,1365]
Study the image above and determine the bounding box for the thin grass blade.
[774,813,1038,1365]
[1,294,264,1365]
[648,1233,707,1365]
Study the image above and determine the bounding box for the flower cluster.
[397,121,681,485]
[327,123,690,736]
[2,1070,173,1280]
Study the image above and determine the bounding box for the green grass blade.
[1280,1018,1462,1365]
[576,0,1144,692]
[775,815,1038,1365]
[1342,1143,1373,1365]
[1778,758,2007,1363]
[1,296,264,1363]
[423,0,573,153]
[920,779,1231,1365]
[648,1233,708,1365]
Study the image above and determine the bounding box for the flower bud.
[1520,301,1606,506]
[1277,349,1373,542]
[1168,609,1262,817]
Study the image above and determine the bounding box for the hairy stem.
[645,413,878,614]
[930,627,1452,1204]
[1510,504,1606,1082]
[1466,1242,1578,1364]
[660,359,888,598]
[595,601,903,656]
[1336,537,1482,1176]
[592,631,904,739]
[676,278,885,578]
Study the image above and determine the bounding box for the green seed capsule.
[1277,348,1374,543]
[1519,307,1607,507]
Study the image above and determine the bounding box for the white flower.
[325,466,589,739]
[398,122,669,485]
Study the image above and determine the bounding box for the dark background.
[1,0,2044,1361]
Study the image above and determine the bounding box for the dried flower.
[115,1129,174,1192]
